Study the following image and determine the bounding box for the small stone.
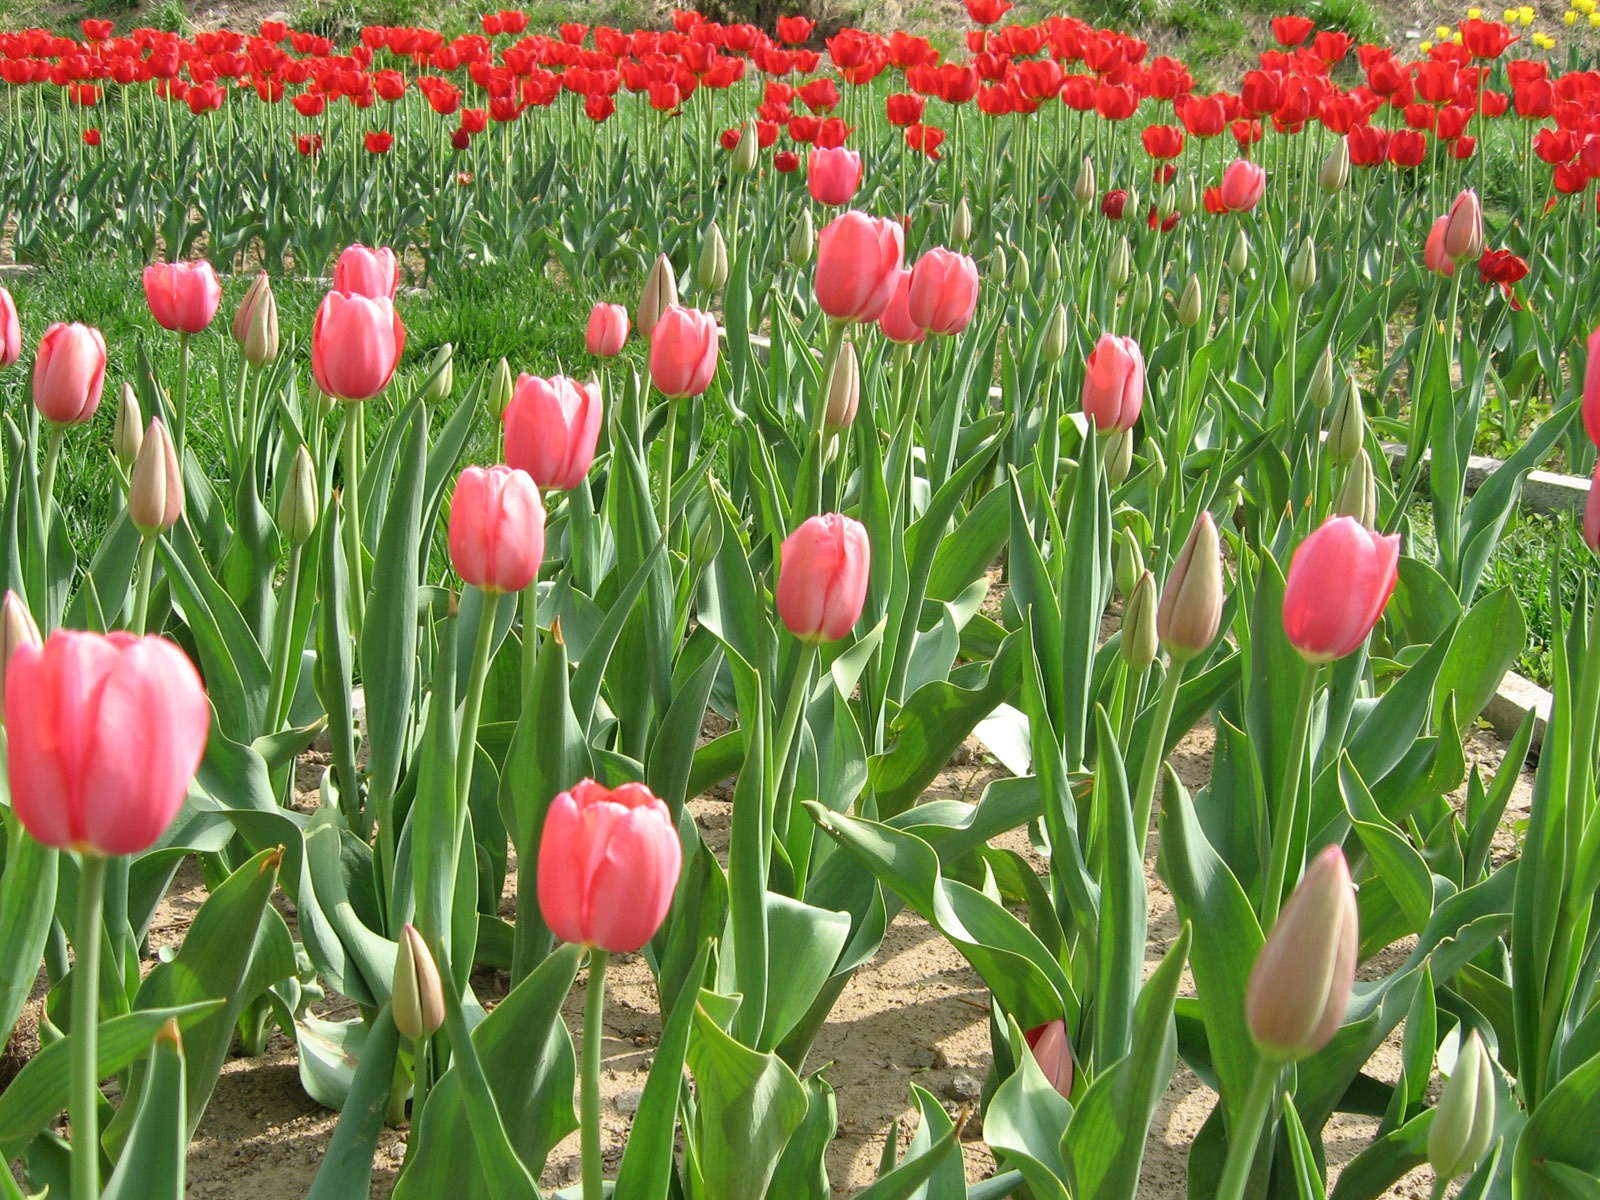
[932,1047,951,1069]
[943,1074,982,1103]
[614,1088,644,1116]
[906,1047,936,1069]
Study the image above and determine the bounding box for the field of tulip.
[5,0,1600,1197]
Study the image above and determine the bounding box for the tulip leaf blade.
[0,809,57,1052]
[305,1006,400,1200]
[983,1015,1072,1200]
[101,1022,187,1200]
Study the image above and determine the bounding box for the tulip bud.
[1444,189,1484,262]
[279,444,319,547]
[1307,343,1335,409]
[231,271,280,366]
[1131,272,1152,318]
[1114,528,1145,598]
[636,253,679,339]
[489,357,514,418]
[419,343,454,406]
[1327,378,1365,466]
[1227,226,1250,276]
[1319,138,1350,193]
[1333,448,1377,527]
[1178,174,1199,215]
[0,590,42,719]
[1011,247,1031,294]
[1044,242,1062,284]
[114,381,144,467]
[1120,569,1159,671]
[777,513,871,643]
[1106,426,1134,486]
[1283,515,1401,664]
[951,195,973,245]
[1157,512,1223,662]
[128,418,183,537]
[1289,240,1317,295]
[696,221,729,294]
[1024,1020,1074,1101]
[1176,273,1203,328]
[1147,442,1167,488]
[1040,304,1070,363]
[1107,237,1130,290]
[789,209,815,266]
[825,339,860,430]
[392,923,446,1040]
[1428,1031,1496,1181]
[1246,845,1359,1062]
[731,120,760,175]
[989,244,1008,283]
[1072,156,1096,206]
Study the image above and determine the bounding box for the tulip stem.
[342,402,366,638]
[659,393,681,539]
[1261,662,1319,930]
[39,422,65,572]
[771,641,820,863]
[580,949,609,1200]
[1131,656,1184,862]
[1215,1057,1279,1200]
[174,331,191,457]
[811,320,847,515]
[71,853,108,1200]
[265,545,303,734]
[456,589,502,828]
[1429,1177,1449,1200]
[131,535,157,636]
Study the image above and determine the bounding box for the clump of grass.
[1309,0,1386,44]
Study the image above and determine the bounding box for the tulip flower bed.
[6,1,1600,1198]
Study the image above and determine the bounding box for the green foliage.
[1309,0,1386,44]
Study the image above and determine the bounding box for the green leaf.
[1092,706,1142,1071]
[983,1016,1072,1200]
[102,1022,187,1200]
[305,1007,400,1200]
[851,1084,964,1200]
[761,894,851,1053]
[1280,1093,1328,1200]
[1326,1107,1431,1200]
[769,1072,837,1200]
[0,809,57,1048]
[294,1014,369,1111]
[1515,1047,1600,1189]
[1432,588,1526,734]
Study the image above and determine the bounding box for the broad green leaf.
[0,810,56,1048]
[983,1016,1072,1200]
[102,1022,187,1200]
[305,1007,400,1200]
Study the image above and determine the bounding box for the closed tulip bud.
[1081,333,1144,434]
[731,120,760,175]
[1131,272,1152,317]
[1011,247,1032,293]
[0,590,42,719]
[1283,515,1401,663]
[789,209,815,267]
[648,306,720,398]
[1072,156,1096,206]
[815,212,905,323]
[696,221,729,294]
[128,418,183,536]
[505,374,603,491]
[807,146,864,207]
[1219,158,1267,212]
[310,293,404,402]
[776,513,871,643]
[231,271,280,365]
[1178,174,1199,215]
[1227,226,1250,276]
[393,923,446,1040]
[0,285,18,369]
[1428,1031,1497,1181]
[489,357,515,418]
[143,260,223,334]
[989,244,1009,283]
[1120,570,1159,670]
[1319,139,1350,193]
[1044,242,1062,283]
[448,465,546,594]
[1444,189,1484,262]
[909,248,981,335]
[1246,845,1359,1062]
[1289,240,1317,295]
[585,304,629,358]
[1024,1020,1074,1101]
[537,779,683,953]
[1147,442,1166,488]
[114,382,144,467]
[278,444,319,547]
[825,340,860,430]
[1334,448,1377,527]
[951,196,973,245]
[33,322,108,425]
[419,342,454,405]
[1114,528,1145,598]
[1106,426,1134,486]
[1040,304,1070,363]
[1107,237,1130,289]
[1424,215,1457,278]
[636,254,679,339]
[1157,511,1223,661]
[1177,273,1203,328]
[1308,343,1335,409]
[1327,379,1365,465]
[5,628,209,856]
[1585,459,1600,555]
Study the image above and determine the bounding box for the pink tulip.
[908,248,980,336]
[32,322,107,425]
[5,629,209,856]
[807,146,863,206]
[877,270,926,345]
[1584,458,1600,554]
[815,211,905,323]
[1282,515,1401,663]
[1443,188,1484,261]
[1081,334,1144,433]
[332,243,399,299]
[536,778,682,953]
[447,465,546,594]
[0,590,41,716]
[1582,325,1600,448]
[1424,215,1457,277]
[142,260,222,334]
[1024,1020,1074,1099]
[1246,845,1359,1062]
[776,513,871,643]
[311,291,405,401]
[504,374,603,491]
[585,302,630,357]
[0,285,19,368]
[647,305,719,398]
[1219,158,1267,212]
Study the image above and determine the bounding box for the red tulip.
[33,322,107,425]
[536,779,682,953]
[1102,189,1129,220]
[1584,326,1600,448]
[311,292,405,401]
[332,243,398,299]
[907,248,980,335]
[1024,1020,1073,1099]
[1282,515,1400,662]
[1444,189,1484,261]
[83,128,101,147]
[877,270,927,345]
[776,513,871,643]
[1584,458,1600,553]
[886,92,925,126]
[142,260,222,334]
[1219,158,1267,211]
[503,374,602,491]
[774,150,800,173]
[364,130,394,153]
[905,123,945,160]
[1081,334,1144,434]
[0,285,18,368]
[1424,216,1456,277]
[1141,124,1185,159]
[585,302,629,357]
[5,629,208,856]
[1271,14,1314,45]
[647,306,719,398]
[965,0,1014,24]
[807,146,863,206]
[776,14,816,44]
[815,211,905,323]
[447,464,546,593]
